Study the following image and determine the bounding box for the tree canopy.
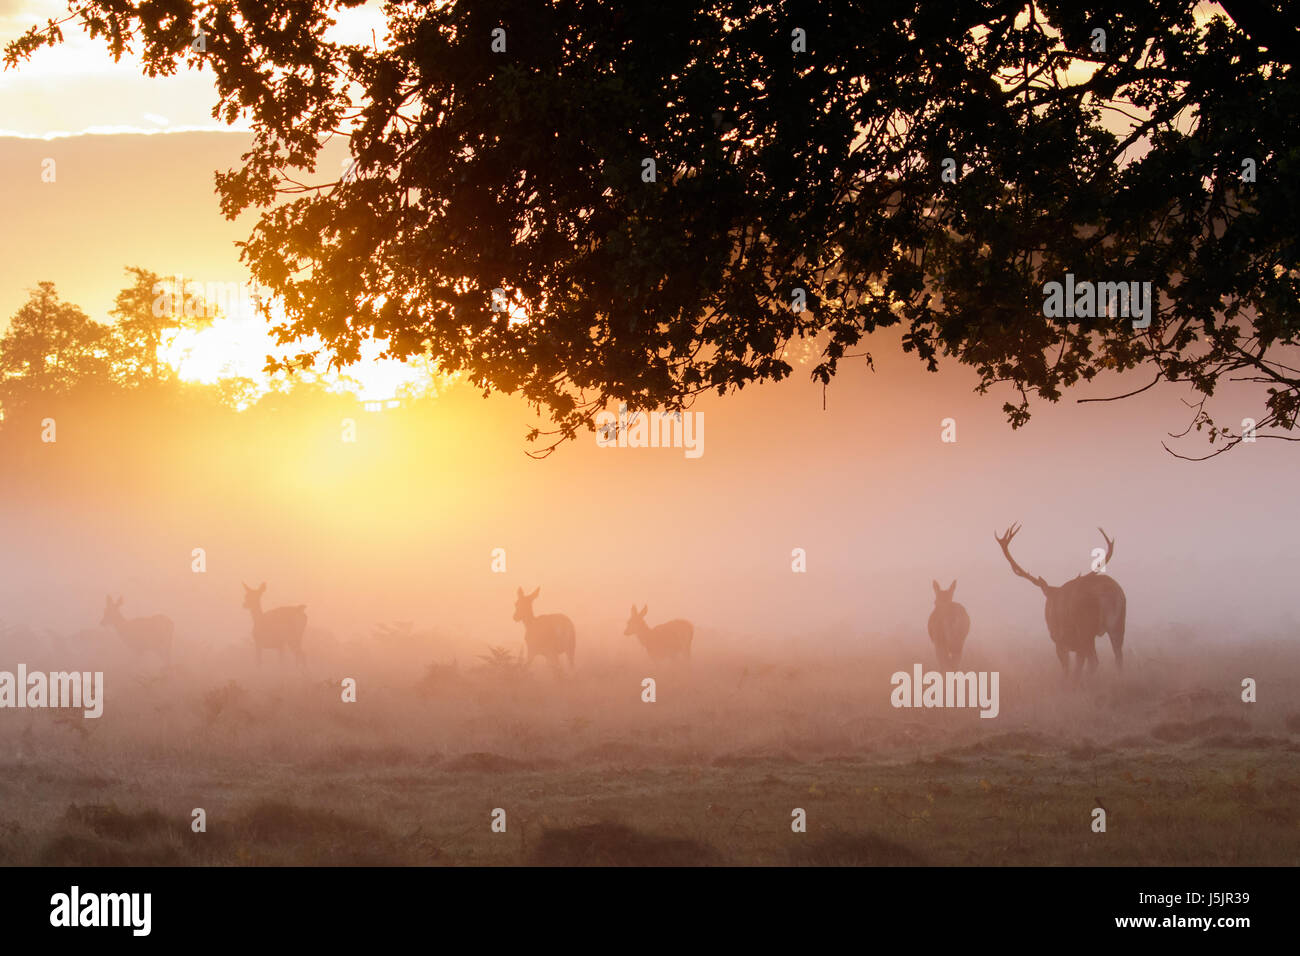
[9,1,1297,455]
[0,282,112,412]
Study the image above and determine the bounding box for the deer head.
[512,586,541,622]
[100,595,124,627]
[931,580,958,605]
[242,581,267,611]
[624,604,649,636]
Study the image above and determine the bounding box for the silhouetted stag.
[241,582,307,667]
[100,595,173,664]
[927,580,969,667]
[995,524,1127,678]
[624,604,693,662]
[512,587,576,670]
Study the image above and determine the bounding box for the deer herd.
[92,524,1126,681]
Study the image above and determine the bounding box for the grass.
[1,634,1298,866]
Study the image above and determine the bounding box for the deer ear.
[639,604,648,617]
[516,587,524,598]
[629,604,637,616]
[932,580,941,594]
[949,580,957,593]
[258,582,267,593]
[529,587,541,599]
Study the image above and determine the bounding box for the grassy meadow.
[1,622,1296,866]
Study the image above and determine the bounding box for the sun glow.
[160,295,446,406]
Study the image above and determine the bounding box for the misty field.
[1,623,1296,867]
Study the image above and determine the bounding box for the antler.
[994,523,1050,592]
[1097,527,1115,569]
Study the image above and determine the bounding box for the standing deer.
[927,580,969,667]
[241,582,307,667]
[624,605,693,662]
[100,596,173,664]
[994,524,1127,678]
[512,587,576,670]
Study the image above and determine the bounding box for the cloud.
[0,0,66,24]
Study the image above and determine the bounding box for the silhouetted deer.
[995,524,1127,677]
[624,604,693,662]
[927,580,969,667]
[512,587,575,670]
[100,596,173,664]
[241,582,307,667]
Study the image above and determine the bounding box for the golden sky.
[0,1,431,400]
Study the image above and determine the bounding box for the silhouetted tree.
[106,266,212,386]
[8,1,1297,454]
[0,282,112,414]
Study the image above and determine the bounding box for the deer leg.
[1055,643,1070,675]
[1109,631,1124,670]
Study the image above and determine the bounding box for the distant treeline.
[0,267,406,504]
[0,267,373,428]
